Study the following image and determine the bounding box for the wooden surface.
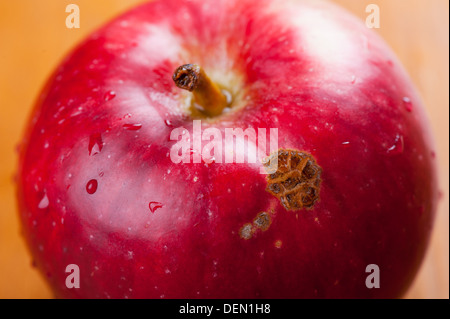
[0,0,448,299]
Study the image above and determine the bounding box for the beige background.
[0,0,448,298]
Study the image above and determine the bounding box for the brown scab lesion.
[239,212,272,240]
[239,223,254,240]
[253,212,271,231]
[264,149,322,211]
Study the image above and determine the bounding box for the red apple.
[17,0,438,298]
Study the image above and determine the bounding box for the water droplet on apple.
[149,201,163,213]
[99,171,104,177]
[387,134,404,155]
[164,119,173,127]
[86,179,98,194]
[402,97,413,112]
[38,193,49,209]
[123,123,142,131]
[88,133,103,155]
[104,90,116,101]
[70,107,83,118]
[53,105,66,118]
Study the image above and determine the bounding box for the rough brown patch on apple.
[264,149,322,211]
[239,223,254,240]
[253,212,271,231]
[239,212,272,240]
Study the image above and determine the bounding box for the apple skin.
[17,0,438,298]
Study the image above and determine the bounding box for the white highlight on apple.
[169,120,278,174]
[129,24,182,67]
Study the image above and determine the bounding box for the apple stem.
[173,64,228,117]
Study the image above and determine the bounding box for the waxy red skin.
[17,0,438,298]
